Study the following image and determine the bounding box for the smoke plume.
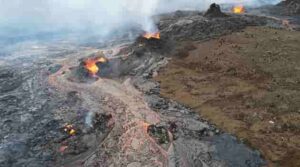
[0,0,281,41]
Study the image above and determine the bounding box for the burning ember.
[143,32,160,39]
[64,124,76,136]
[83,56,107,76]
[232,5,245,14]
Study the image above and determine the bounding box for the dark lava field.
[0,1,299,167]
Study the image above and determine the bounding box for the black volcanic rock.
[147,125,170,144]
[277,0,300,15]
[135,36,168,53]
[204,3,227,18]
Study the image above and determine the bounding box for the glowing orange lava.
[64,124,76,136]
[232,5,245,14]
[84,57,107,76]
[143,32,160,39]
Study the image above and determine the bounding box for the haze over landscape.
[0,0,280,40]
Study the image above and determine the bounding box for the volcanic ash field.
[0,2,300,167]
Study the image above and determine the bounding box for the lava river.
[48,48,171,166]
[47,44,265,167]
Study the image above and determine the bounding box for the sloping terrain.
[155,26,300,166]
[1,6,298,167]
[277,0,300,15]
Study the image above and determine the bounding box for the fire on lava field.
[232,5,246,14]
[0,1,300,167]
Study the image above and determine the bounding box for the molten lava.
[143,32,160,39]
[84,57,107,76]
[64,124,76,136]
[232,5,245,14]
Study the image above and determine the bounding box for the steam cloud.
[0,0,280,40]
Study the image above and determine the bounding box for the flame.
[232,5,245,14]
[84,57,107,76]
[143,32,160,39]
[69,129,76,135]
[64,124,76,136]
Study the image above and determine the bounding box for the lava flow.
[83,56,107,76]
[143,32,160,39]
[232,5,245,14]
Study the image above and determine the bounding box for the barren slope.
[155,26,300,166]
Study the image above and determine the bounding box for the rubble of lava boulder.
[277,0,300,15]
[156,9,283,41]
[0,3,293,166]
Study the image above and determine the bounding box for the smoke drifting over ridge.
[0,0,280,40]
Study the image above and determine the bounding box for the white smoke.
[0,0,160,37]
[0,0,280,40]
[85,111,94,128]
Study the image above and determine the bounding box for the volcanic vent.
[67,51,126,82]
[1,2,299,167]
[204,3,227,17]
